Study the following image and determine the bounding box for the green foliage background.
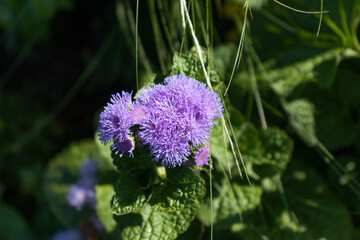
[0,0,360,239]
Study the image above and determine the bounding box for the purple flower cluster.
[195,142,211,167]
[98,74,223,167]
[67,159,98,211]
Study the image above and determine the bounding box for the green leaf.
[261,48,342,96]
[314,57,338,88]
[274,159,353,240]
[337,69,360,108]
[117,201,201,240]
[111,167,205,239]
[232,159,354,240]
[209,108,247,170]
[170,46,221,86]
[231,159,354,240]
[284,99,318,146]
[197,178,262,229]
[213,44,237,81]
[96,185,117,232]
[316,101,357,150]
[112,171,152,215]
[244,127,293,179]
[43,139,117,227]
[150,167,206,212]
[326,154,360,213]
[209,122,236,169]
[234,122,260,154]
[0,204,33,240]
[211,122,293,180]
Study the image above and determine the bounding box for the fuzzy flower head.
[136,74,223,167]
[98,91,134,145]
[130,103,148,124]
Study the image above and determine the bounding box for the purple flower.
[98,91,134,145]
[195,143,210,167]
[66,185,96,211]
[164,75,223,120]
[136,74,223,167]
[67,160,98,211]
[111,136,135,157]
[52,229,83,240]
[130,103,148,124]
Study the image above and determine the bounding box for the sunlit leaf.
[150,167,206,212]
[284,99,318,146]
[197,178,262,229]
[96,185,117,232]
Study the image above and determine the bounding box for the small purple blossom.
[52,229,84,240]
[98,91,134,145]
[67,160,98,211]
[195,143,210,167]
[111,136,135,157]
[67,185,93,211]
[136,74,223,167]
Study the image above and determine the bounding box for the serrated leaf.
[211,122,293,180]
[43,139,117,227]
[213,44,237,81]
[272,159,353,240]
[170,46,221,85]
[112,171,152,215]
[234,122,260,154]
[197,178,262,229]
[284,99,318,146]
[260,48,342,96]
[209,123,235,169]
[96,185,117,232]
[117,200,201,240]
[231,158,354,240]
[209,106,246,170]
[244,127,293,179]
[149,167,205,212]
